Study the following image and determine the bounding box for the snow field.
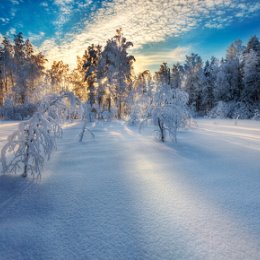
[0,119,259,259]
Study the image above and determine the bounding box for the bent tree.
[1,92,81,177]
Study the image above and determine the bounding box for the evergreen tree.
[183,53,204,112]
[0,37,14,101]
[243,36,260,103]
[155,62,171,86]
[242,50,259,103]
[83,44,101,110]
[202,57,218,113]
[225,40,244,101]
[171,63,183,89]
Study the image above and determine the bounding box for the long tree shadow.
[0,175,34,210]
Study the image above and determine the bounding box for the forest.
[1,29,260,122]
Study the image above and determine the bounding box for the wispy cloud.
[40,1,48,8]
[40,1,50,12]
[28,31,46,43]
[0,17,10,25]
[10,8,17,18]
[53,0,74,31]
[134,47,191,72]
[9,0,21,5]
[40,0,260,71]
[6,27,16,37]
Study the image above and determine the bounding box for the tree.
[3,33,47,105]
[155,63,171,85]
[69,56,87,101]
[243,36,260,103]
[152,82,189,142]
[171,63,183,89]
[128,70,153,125]
[98,29,135,119]
[83,44,102,113]
[245,36,260,54]
[46,61,70,93]
[0,44,4,106]
[202,57,218,113]
[12,32,27,104]
[0,37,14,103]
[242,50,259,103]
[183,53,204,112]
[225,40,244,101]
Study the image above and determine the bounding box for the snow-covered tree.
[243,36,260,104]
[46,61,70,93]
[69,56,88,101]
[1,92,81,177]
[155,63,171,86]
[128,70,154,125]
[225,40,244,101]
[0,33,47,106]
[152,82,189,142]
[171,63,183,89]
[202,57,218,113]
[214,59,230,102]
[183,53,204,113]
[98,29,135,119]
[84,44,101,104]
[0,37,14,106]
[242,49,259,103]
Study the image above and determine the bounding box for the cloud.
[28,32,46,43]
[40,0,260,70]
[0,17,10,25]
[6,27,16,37]
[134,47,191,72]
[10,8,17,17]
[40,1,50,12]
[9,0,21,5]
[53,0,74,30]
[40,1,48,8]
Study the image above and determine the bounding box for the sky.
[0,0,260,73]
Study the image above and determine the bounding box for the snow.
[0,119,260,259]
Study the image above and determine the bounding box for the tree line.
[0,29,259,120]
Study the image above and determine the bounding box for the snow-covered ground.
[0,119,260,260]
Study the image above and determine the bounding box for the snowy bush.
[209,101,256,119]
[208,101,232,119]
[101,108,117,121]
[0,101,37,120]
[128,96,151,126]
[231,102,254,119]
[252,109,260,120]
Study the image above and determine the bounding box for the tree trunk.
[22,130,29,177]
[158,118,165,142]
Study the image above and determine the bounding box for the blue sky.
[1,0,260,72]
